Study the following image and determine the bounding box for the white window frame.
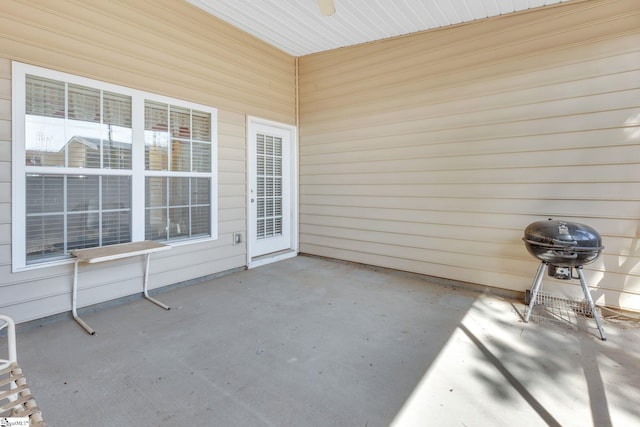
[12,62,218,272]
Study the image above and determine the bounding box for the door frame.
[246,116,298,268]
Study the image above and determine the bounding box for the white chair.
[0,314,46,425]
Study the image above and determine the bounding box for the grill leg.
[576,267,607,341]
[524,262,547,323]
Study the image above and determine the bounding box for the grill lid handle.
[551,238,577,247]
[551,251,578,259]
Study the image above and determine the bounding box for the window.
[143,102,212,241]
[12,62,217,270]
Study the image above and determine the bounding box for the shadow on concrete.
[458,323,562,427]
[391,288,640,426]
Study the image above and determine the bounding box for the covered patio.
[6,255,640,426]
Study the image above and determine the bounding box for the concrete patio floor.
[5,255,640,426]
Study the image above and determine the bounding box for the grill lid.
[524,219,602,249]
[523,219,603,267]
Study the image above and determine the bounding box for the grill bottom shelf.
[525,290,600,332]
[523,262,606,340]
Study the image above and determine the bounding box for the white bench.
[0,314,46,425]
[71,240,171,335]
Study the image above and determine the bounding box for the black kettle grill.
[522,219,606,340]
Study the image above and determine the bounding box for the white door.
[248,118,296,261]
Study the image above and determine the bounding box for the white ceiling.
[187,0,573,56]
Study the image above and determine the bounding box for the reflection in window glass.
[145,101,169,171]
[171,106,190,138]
[145,177,210,241]
[26,215,65,262]
[144,101,211,173]
[104,91,132,169]
[193,142,211,172]
[169,177,190,206]
[25,174,131,263]
[25,76,132,169]
[192,110,211,140]
[171,140,191,172]
[68,84,100,122]
[25,115,66,167]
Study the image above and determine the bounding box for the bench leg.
[72,260,96,335]
[143,253,170,310]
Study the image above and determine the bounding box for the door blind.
[256,133,283,240]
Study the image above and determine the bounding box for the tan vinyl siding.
[298,0,640,311]
[0,0,294,123]
[0,1,295,323]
